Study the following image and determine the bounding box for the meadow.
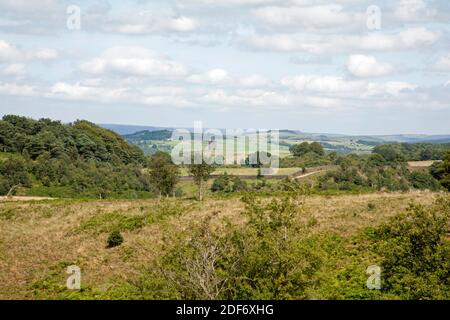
[1,190,448,299]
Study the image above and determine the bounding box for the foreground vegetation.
[0,192,449,300]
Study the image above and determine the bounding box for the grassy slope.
[0,191,442,299]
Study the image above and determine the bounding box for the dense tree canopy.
[0,115,145,164]
[0,115,153,198]
[289,142,325,157]
[373,143,448,162]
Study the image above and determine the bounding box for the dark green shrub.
[107,230,124,248]
[211,174,247,193]
[371,198,450,299]
[409,170,441,191]
[211,173,233,193]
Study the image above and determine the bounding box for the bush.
[149,195,321,299]
[409,170,441,191]
[429,151,450,191]
[0,158,31,195]
[107,230,124,248]
[211,173,233,193]
[211,174,247,193]
[232,177,247,192]
[370,198,450,299]
[290,142,324,157]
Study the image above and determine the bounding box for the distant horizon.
[100,122,450,138]
[2,112,450,137]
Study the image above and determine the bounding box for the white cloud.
[0,40,23,62]
[366,81,417,97]
[395,0,436,22]
[49,82,129,102]
[104,9,198,34]
[398,27,439,48]
[433,54,450,72]
[303,96,343,109]
[188,69,230,84]
[196,0,276,6]
[198,88,289,108]
[80,47,187,77]
[241,27,440,53]
[347,55,394,77]
[0,82,36,96]
[48,81,195,108]
[281,75,365,94]
[281,74,419,104]
[0,0,58,13]
[239,74,270,87]
[2,63,26,78]
[253,4,357,29]
[34,48,58,61]
[0,40,58,63]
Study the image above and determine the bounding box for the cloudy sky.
[0,0,449,134]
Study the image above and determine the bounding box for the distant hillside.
[124,130,173,142]
[119,125,450,156]
[365,134,450,144]
[99,124,169,135]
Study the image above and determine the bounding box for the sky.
[0,0,449,135]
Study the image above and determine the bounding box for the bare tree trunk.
[198,180,203,201]
[6,184,21,198]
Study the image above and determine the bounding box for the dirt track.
[0,196,56,202]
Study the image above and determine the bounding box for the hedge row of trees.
[283,141,449,169]
[373,143,449,161]
[317,154,442,192]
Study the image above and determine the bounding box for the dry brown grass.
[0,191,442,299]
[408,160,441,168]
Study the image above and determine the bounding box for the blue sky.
[0,0,449,134]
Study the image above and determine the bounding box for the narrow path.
[292,170,323,179]
[0,196,56,202]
